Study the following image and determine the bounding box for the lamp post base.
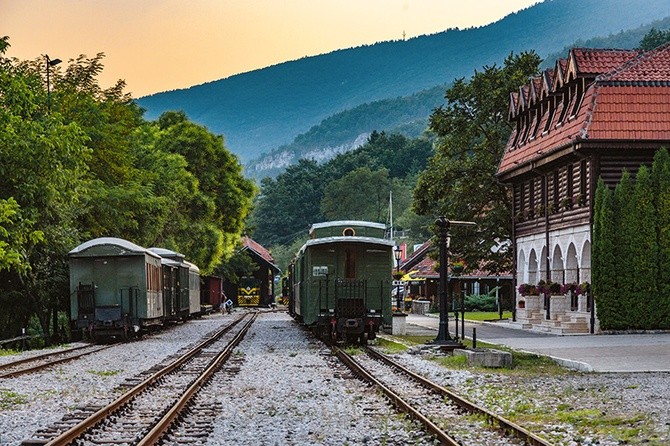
[392,313,408,335]
[428,338,465,353]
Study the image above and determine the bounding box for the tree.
[250,159,327,246]
[639,28,670,51]
[652,148,670,328]
[413,51,542,273]
[592,178,618,329]
[321,167,392,222]
[154,113,256,271]
[0,37,91,341]
[629,166,658,327]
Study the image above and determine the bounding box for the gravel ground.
[1,310,669,446]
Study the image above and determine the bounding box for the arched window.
[517,249,526,286]
[551,245,564,284]
[565,243,579,284]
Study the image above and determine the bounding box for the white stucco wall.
[516,224,591,291]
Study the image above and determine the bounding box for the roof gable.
[498,45,670,177]
[241,236,280,272]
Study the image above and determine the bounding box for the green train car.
[69,237,164,340]
[289,221,394,344]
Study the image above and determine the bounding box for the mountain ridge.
[136,0,670,163]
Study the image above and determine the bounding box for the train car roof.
[299,236,395,254]
[69,237,161,259]
[148,247,186,260]
[183,260,200,273]
[310,220,386,231]
[159,257,182,267]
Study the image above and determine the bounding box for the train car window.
[345,249,356,278]
[343,227,355,236]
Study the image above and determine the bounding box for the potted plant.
[517,283,538,296]
[392,270,405,280]
[451,260,465,274]
[560,282,582,295]
[560,197,573,211]
[538,280,562,295]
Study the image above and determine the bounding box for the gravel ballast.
[0,310,668,445]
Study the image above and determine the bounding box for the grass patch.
[87,369,121,377]
[343,346,362,355]
[0,348,20,357]
[427,311,512,321]
[375,337,408,354]
[0,389,27,409]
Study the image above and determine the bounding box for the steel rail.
[334,346,460,446]
[0,344,97,371]
[365,347,554,446]
[43,313,250,446]
[0,345,111,379]
[137,312,258,445]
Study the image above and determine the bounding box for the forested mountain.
[136,0,670,166]
[247,15,670,180]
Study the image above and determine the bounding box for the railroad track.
[334,345,554,446]
[22,312,257,446]
[0,344,111,379]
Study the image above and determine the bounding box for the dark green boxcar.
[293,221,394,344]
[70,238,163,340]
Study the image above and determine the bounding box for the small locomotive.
[288,221,394,344]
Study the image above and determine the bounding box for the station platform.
[402,313,670,373]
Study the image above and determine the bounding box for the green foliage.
[653,149,670,326]
[639,27,670,51]
[592,178,619,327]
[0,37,256,341]
[463,294,498,312]
[321,167,392,222]
[594,153,670,330]
[249,132,433,249]
[414,51,542,274]
[0,389,27,409]
[214,248,259,284]
[249,159,327,246]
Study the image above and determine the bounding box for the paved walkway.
[404,313,670,373]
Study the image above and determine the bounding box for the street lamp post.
[433,216,476,345]
[394,246,403,313]
[46,55,61,112]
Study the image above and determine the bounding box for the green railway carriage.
[291,221,394,344]
[69,237,164,340]
[149,247,193,321]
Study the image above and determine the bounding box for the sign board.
[312,266,329,277]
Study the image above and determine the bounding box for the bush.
[463,294,497,312]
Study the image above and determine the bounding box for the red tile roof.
[242,236,278,269]
[498,44,670,176]
[400,240,511,279]
[571,48,638,77]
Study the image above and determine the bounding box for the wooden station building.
[497,43,670,333]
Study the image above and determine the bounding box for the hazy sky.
[2,0,539,97]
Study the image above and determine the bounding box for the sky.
[2,0,539,97]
